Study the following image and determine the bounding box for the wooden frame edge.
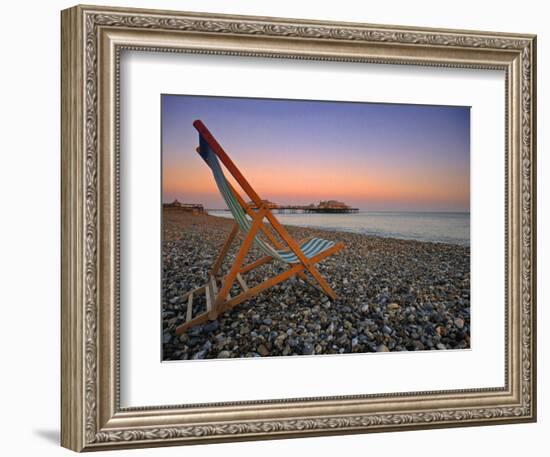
[61,5,86,452]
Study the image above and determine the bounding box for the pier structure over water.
[277,206,358,214]
[215,199,358,214]
[214,205,358,214]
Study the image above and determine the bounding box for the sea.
[208,210,470,247]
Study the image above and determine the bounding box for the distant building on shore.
[163,199,206,215]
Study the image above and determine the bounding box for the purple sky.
[162,94,470,212]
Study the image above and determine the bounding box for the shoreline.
[163,210,470,360]
[206,211,470,248]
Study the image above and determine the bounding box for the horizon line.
[168,206,471,214]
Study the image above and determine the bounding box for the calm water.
[208,210,470,246]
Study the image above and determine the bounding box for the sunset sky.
[162,95,470,212]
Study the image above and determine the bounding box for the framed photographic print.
[61,4,537,452]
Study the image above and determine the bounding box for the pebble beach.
[162,210,470,360]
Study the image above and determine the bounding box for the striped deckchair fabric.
[175,120,345,335]
[198,133,336,264]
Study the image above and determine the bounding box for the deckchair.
[175,120,344,335]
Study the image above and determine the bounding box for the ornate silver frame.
[61,4,537,452]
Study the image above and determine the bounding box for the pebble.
[302,343,314,355]
[193,342,211,359]
[203,321,219,334]
[188,327,202,338]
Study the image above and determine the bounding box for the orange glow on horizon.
[163,153,469,210]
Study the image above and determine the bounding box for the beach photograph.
[161,95,470,361]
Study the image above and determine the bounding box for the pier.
[213,200,358,214]
[276,206,358,214]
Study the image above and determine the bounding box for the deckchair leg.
[297,271,325,295]
[303,242,345,299]
[210,207,268,319]
[175,309,211,334]
[303,265,338,300]
[210,222,239,277]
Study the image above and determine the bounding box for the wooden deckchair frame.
[175,120,344,335]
